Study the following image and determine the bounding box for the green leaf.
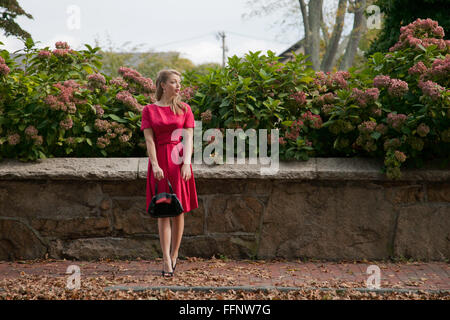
[86,138,93,146]
[371,131,382,140]
[281,120,294,127]
[417,44,427,52]
[259,69,269,79]
[235,104,245,113]
[84,125,92,133]
[107,114,127,123]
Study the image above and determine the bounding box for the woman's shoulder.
[181,101,191,111]
[143,103,156,110]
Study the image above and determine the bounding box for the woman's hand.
[152,165,164,181]
[181,163,191,181]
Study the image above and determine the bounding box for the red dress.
[140,102,198,214]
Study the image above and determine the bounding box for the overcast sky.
[1,0,304,65]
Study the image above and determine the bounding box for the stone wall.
[0,157,448,261]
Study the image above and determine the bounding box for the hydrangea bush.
[1,19,449,180]
[184,18,449,179]
[0,39,159,161]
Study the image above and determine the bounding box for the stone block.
[385,184,426,204]
[195,179,246,195]
[54,237,161,260]
[112,199,156,235]
[181,234,258,259]
[0,181,104,219]
[394,204,449,260]
[31,216,112,239]
[184,197,205,236]
[258,182,396,260]
[0,218,47,260]
[0,157,139,180]
[427,183,450,202]
[206,195,264,233]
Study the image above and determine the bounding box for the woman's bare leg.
[170,213,184,266]
[158,217,173,273]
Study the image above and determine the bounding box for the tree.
[339,0,366,70]
[366,0,450,57]
[244,0,374,71]
[0,0,33,40]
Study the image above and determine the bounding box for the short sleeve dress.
[140,103,198,214]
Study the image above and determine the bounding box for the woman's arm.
[182,128,194,165]
[143,128,158,164]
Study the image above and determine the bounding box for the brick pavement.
[0,258,448,292]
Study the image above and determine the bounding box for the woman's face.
[162,74,181,98]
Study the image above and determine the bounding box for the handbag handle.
[154,176,174,195]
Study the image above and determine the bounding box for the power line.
[224,30,292,45]
[147,32,215,49]
[147,31,291,50]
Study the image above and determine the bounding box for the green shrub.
[0,39,154,161]
[183,18,450,179]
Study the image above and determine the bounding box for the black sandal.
[161,270,174,277]
[161,260,174,277]
[172,259,177,273]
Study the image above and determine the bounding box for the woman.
[140,69,198,277]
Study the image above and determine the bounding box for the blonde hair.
[155,69,187,115]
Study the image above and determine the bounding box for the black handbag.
[147,177,184,218]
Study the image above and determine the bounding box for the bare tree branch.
[307,0,323,70]
[320,7,330,48]
[339,0,367,70]
[321,0,348,72]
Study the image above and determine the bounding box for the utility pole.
[216,31,227,67]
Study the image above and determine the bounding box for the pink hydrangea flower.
[394,150,407,163]
[0,63,10,76]
[373,75,392,89]
[94,119,111,132]
[375,123,388,135]
[408,61,428,76]
[387,113,408,130]
[430,55,450,79]
[321,104,334,115]
[88,73,106,85]
[55,41,70,49]
[290,91,307,105]
[416,123,430,137]
[358,121,377,134]
[388,79,409,97]
[180,87,195,101]
[94,105,104,118]
[32,135,43,146]
[116,91,143,112]
[110,77,128,88]
[38,50,52,58]
[418,80,444,100]
[96,136,111,149]
[389,18,446,52]
[7,133,20,145]
[59,117,73,130]
[25,125,38,136]
[301,111,322,128]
